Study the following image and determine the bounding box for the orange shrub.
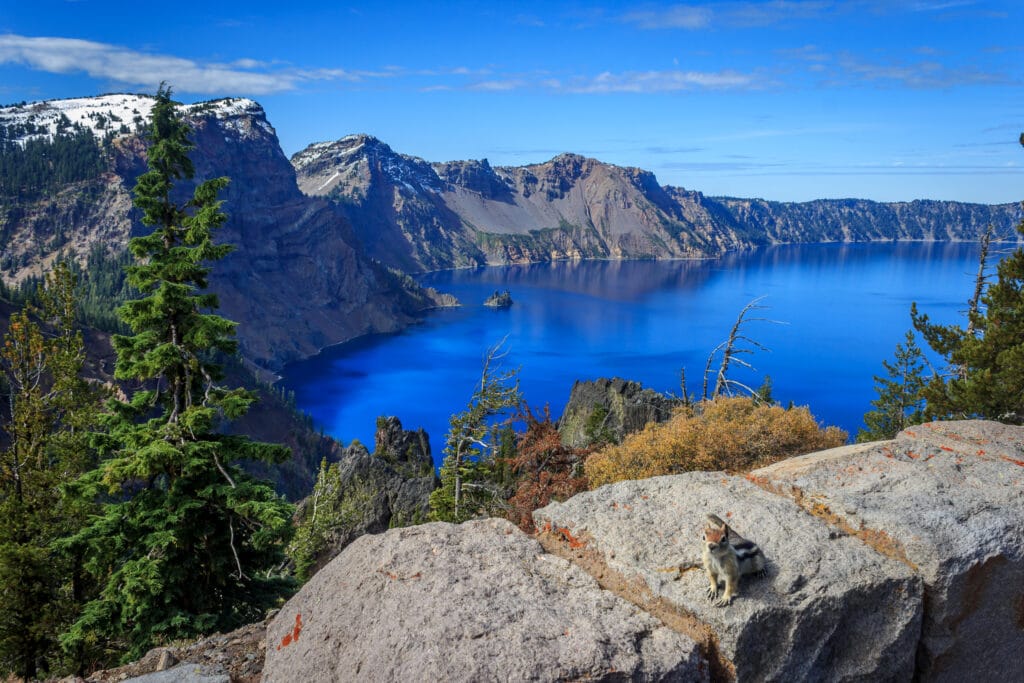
[584,396,847,488]
[506,404,588,532]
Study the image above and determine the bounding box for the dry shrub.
[506,404,589,532]
[584,396,847,488]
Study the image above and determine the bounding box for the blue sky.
[1,0,1021,203]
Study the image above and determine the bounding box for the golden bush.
[584,396,847,488]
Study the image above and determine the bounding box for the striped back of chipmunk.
[731,538,766,576]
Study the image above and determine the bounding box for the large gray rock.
[262,518,708,682]
[752,420,1024,682]
[558,377,680,448]
[534,473,922,682]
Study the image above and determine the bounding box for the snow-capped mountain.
[0,94,452,371]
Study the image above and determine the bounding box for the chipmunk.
[701,513,767,607]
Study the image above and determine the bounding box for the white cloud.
[723,0,834,26]
[562,69,758,93]
[621,1,833,30]
[459,68,760,94]
[461,69,759,94]
[0,34,381,95]
[910,0,977,11]
[835,55,1012,88]
[231,57,267,69]
[470,79,527,91]
[621,5,712,29]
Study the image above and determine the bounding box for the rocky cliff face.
[294,138,728,270]
[178,104,455,370]
[0,96,455,371]
[714,196,1021,244]
[558,377,681,448]
[293,135,1023,273]
[292,135,486,272]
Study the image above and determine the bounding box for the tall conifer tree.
[912,138,1024,423]
[913,225,1024,423]
[63,86,293,661]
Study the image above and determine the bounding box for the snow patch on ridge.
[318,171,341,191]
[0,94,154,145]
[0,94,272,146]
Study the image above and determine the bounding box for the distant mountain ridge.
[1,93,1020,370]
[293,134,1022,273]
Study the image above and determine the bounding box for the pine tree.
[62,86,293,662]
[430,340,521,523]
[915,223,1024,423]
[912,196,1024,423]
[857,330,928,442]
[0,263,101,679]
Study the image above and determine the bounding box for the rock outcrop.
[262,519,708,682]
[750,420,1024,682]
[535,420,1024,682]
[534,474,922,681]
[293,416,438,576]
[558,377,680,448]
[330,416,437,533]
[482,289,513,307]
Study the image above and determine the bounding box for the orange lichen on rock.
[276,613,303,651]
[557,526,588,549]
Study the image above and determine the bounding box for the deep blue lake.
[279,242,1002,465]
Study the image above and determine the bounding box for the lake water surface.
[280,242,999,465]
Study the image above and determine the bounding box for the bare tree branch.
[966,223,994,339]
[702,296,785,400]
[229,518,246,580]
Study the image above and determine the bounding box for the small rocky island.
[483,289,513,308]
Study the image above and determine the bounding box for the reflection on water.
[427,257,720,300]
[280,242,999,464]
